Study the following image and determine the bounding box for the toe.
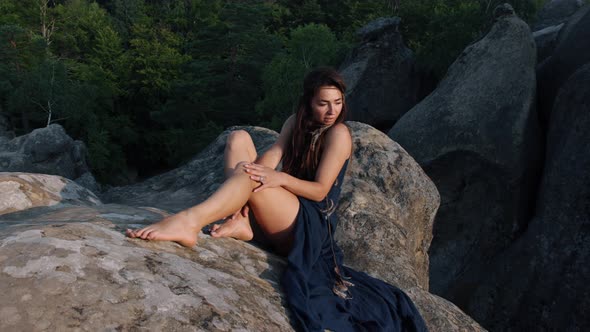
[210,224,221,236]
[210,224,222,237]
[138,228,151,239]
[134,228,146,238]
[127,229,140,238]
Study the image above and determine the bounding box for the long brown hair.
[282,67,348,180]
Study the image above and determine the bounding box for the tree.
[395,0,544,77]
[122,23,190,104]
[50,0,114,59]
[0,0,45,29]
[147,1,281,167]
[6,58,81,127]
[0,24,47,132]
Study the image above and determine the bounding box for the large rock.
[105,122,439,290]
[531,0,584,63]
[0,173,101,215]
[537,4,590,125]
[532,0,584,30]
[339,17,426,131]
[465,63,590,331]
[0,208,485,332]
[0,205,292,331]
[0,124,99,193]
[407,287,487,332]
[337,122,439,289]
[533,23,564,63]
[388,5,542,303]
[0,142,485,331]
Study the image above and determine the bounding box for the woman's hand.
[243,163,283,192]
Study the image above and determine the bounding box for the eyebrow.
[319,98,342,102]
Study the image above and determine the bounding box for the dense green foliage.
[0,0,544,184]
[398,0,546,76]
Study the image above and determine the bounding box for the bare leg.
[126,130,301,253]
[209,131,301,254]
[210,130,258,241]
[126,130,257,246]
[126,162,256,246]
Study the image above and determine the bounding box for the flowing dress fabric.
[282,159,428,332]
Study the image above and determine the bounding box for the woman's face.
[310,86,343,126]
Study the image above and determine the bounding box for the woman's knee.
[227,130,253,148]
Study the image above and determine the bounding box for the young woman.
[127,67,428,331]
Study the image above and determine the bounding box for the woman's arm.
[281,124,351,201]
[254,114,296,169]
[245,123,352,202]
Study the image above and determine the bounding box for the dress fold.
[282,159,428,332]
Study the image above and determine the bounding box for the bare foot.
[210,213,253,241]
[126,210,200,247]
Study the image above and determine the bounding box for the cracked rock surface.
[1,123,485,331]
[0,206,290,331]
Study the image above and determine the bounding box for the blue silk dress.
[281,159,429,332]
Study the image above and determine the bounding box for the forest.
[0,0,545,184]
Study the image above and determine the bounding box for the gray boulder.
[531,0,584,63]
[337,122,439,289]
[0,205,293,331]
[339,17,425,131]
[537,4,590,125]
[105,122,439,291]
[0,172,101,215]
[533,0,584,31]
[533,23,564,63]
[0,126,486,331]
[466,62,590,331]
[388,5,542,305]
[0,124,99,192]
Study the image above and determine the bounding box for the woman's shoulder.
[325,123,352,158]
[327,123,352,139]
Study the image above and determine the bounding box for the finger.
[242,205,249,217]
[247,163,264,169]
[253,184,267,193]
[250,175,264,182]
[245,168,260,176]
